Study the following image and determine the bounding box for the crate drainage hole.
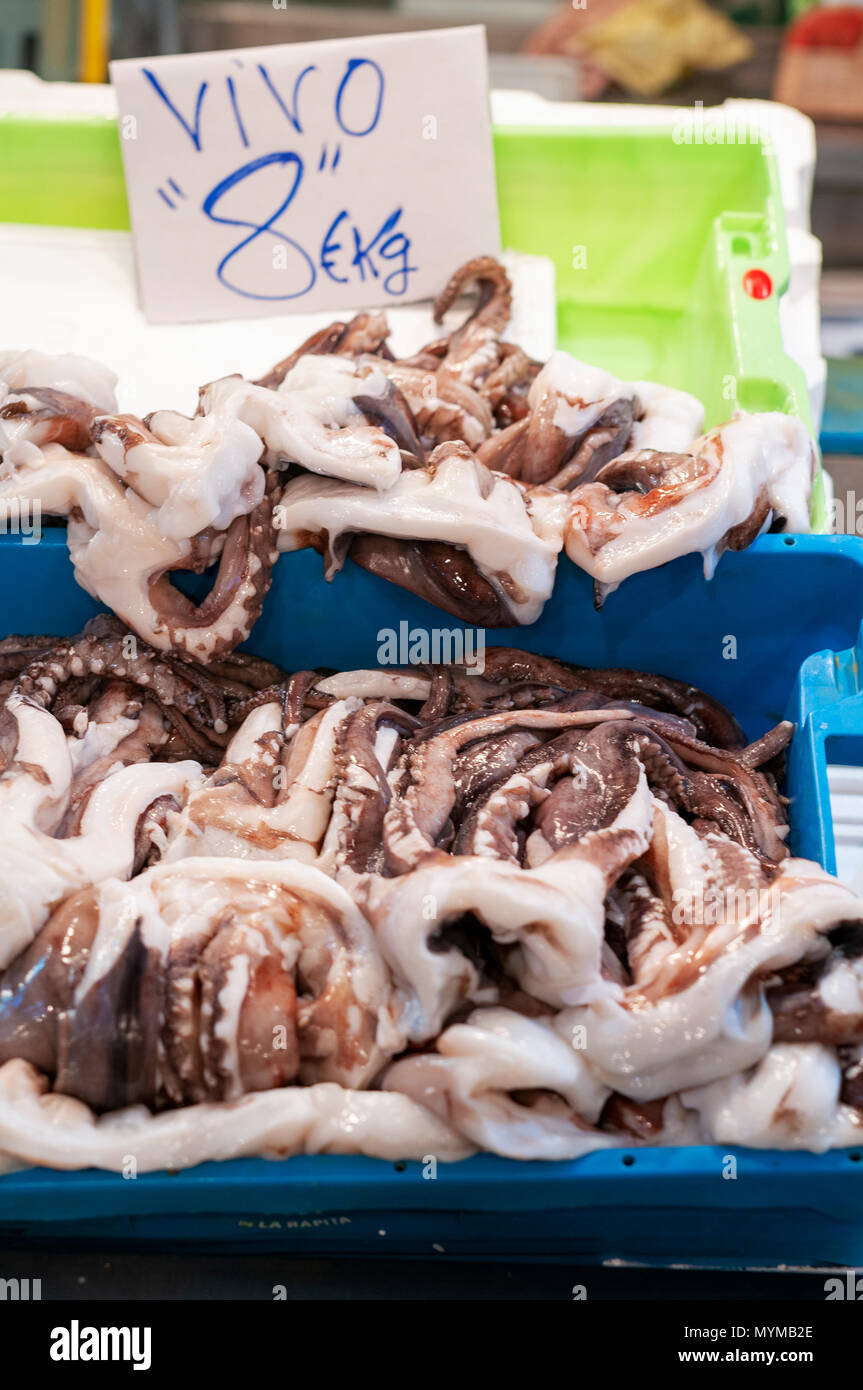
[621,1154,635,1167]
[849,1152,862,1163]
[393,1161,407,1173]
[783,537,796,546]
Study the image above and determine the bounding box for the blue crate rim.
[1,527,863,1224]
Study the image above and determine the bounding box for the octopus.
[0,257,837,1174]
[274,441,567,626]
[0,258,817,648]
[0,630,859,1167]
[477,352,704,487]
[0,685,203,970]
[0,858,400,1111]
[0,440,280,662]
[564,412,817,597]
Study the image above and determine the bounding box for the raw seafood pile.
[0,258,817,659]
[0,627,862,1173]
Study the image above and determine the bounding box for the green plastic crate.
[0,109,824,525]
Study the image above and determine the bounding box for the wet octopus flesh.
[0,631,861,1172]
[0,257,817,647]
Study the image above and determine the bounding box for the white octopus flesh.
[0,634,861,1171]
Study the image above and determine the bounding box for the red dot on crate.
[743,269,772,300]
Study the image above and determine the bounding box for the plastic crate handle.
[789,623,863,871]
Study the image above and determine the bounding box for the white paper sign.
[110,26,500,325]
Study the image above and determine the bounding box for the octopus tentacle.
[478,648,745,749]
[432,256,512,345]
[7,616,228,748]
[146,468,280,663]
[321,701,419,874]
[383,706,638,874]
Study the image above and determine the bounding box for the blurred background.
[2,1,860,267]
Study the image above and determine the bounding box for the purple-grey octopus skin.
[280,669,326,727]
[195,649,286,695]
[481,343,541,425]
[767,927,863,1046]
[383,705,654,874]
[155,706,225,765]
[0,887,100,1080]
[442,714,789,867]
[454,722,657,886]
[646,720,792,861]
[225,668,333,731]
[477,648,747,750]
[253,311,392,390]
[603,866,706,997]
[592,449,689,495]
[380,365,494,451]
[352,382,427,464]
[431,255,513,388]
[615,716,791,864]
[405,691,621,750]
[333,701,420,873]
[57,914,158,1111]
[0,884,301,1112]
[358,260,512,452]
[453,725,588,857]
[451,730,543,816]
[132,792,181,874]
[51,676,104,734]
[348,534,519,628]
[0,854,387,1110]
[717,487,774,556]
[171,918,298,1104]
[256,258,514,453]
[0,386,96,453]
[0,634,58,680]
[452,720,668,864]
[546,399,637,490]
[479,396,635,489]
[417,666,456,723]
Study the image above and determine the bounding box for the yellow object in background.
[580,0,754,97]
[78,0,110,83]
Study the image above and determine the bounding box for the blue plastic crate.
[2,530,863,1264]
